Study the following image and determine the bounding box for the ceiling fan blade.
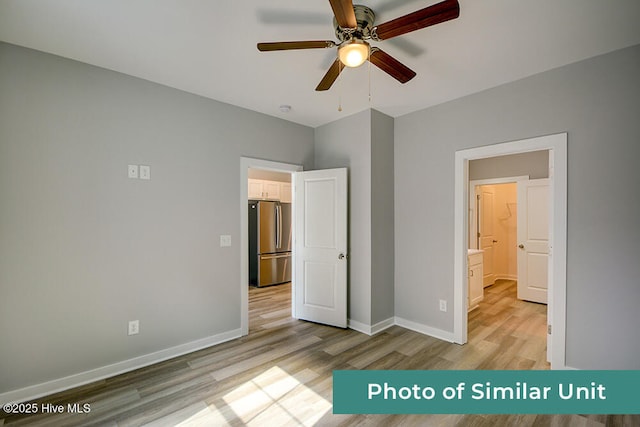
[373,0,459,40]
[328,0,357,29]
[257,41,336,51]
[369,48,416,84]
[316,59,344,91]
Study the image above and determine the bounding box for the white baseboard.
[371,317,395,335]
[347,319,372,335]
[0,316,480,405]
[0,328,242,405]
[394,317,455,343]
[348,317,395,336]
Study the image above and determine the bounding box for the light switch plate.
[128,165,139,179]
[220,235,232,247]
[139,165,150,180]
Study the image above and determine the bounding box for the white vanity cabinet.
[468,250,484,311]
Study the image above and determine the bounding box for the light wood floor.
[2,280,638,426]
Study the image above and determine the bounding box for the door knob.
[338,253,346,260]
[518,244,525,249]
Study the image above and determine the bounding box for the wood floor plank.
[209,334,322,381]
[5,280,634,426]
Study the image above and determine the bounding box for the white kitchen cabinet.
[248,179,264,199]
[263,181,281,200]
[468,250,484,311]
[280,183,292,203]
[248,179,290,201]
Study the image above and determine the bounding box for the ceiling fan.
[257,0,460,91]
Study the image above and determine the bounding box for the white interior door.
[478,186,496,287]
[517,178,550,303]
[294,168,347,328]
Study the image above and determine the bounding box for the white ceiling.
[1,0,639,128]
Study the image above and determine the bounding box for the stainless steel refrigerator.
[248,200,292,287]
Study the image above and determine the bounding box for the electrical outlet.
[439,300,447,312]
[128,320,139,336]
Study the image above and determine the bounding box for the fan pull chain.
[338,62,343,112]
[368,50,372,104]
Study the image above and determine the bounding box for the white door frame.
[453,133,567,369]
[240,157,303,336]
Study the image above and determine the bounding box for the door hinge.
[547,324,552,335]
[477,232,481,238]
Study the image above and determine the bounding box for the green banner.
[333,370,640,414]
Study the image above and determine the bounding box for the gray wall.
[469,151,549,180]
[370,110,395,324]
[314,110,372,325]
[0,42,314,393]
[394,44,640,368]
[314,109,396,328]
[3,38,639,399]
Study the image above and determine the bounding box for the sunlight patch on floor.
[222,366,331,426]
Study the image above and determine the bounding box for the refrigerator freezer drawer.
[258,253,292,287]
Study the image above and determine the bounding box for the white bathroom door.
[294,168,348,328]
[517,178,550,303]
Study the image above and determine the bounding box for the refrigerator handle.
[275,204,280,249]
[277,204,283,249]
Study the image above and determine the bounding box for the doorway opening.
[469,177,527,288]
[240,158,302,336]
[467,176,550,368]
[242,160,349,334]
[247,168,293,333]
[453,133,567,369]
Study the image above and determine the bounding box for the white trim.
[371,317,395,335]
[454,133,567,369]
[394,317,455,343]
[348,317,395,336]
[0,329,241,405]
[240,157,303,336]
[347,319,372,335]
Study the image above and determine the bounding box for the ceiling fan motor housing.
[334,5,376,42]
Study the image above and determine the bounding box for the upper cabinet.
[248,179,291,202]
[280,183,292,203]
[263,181,281,200]
[248,179,263,199]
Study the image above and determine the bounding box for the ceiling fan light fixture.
[338,39,370,68]
[257,0,461,91]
